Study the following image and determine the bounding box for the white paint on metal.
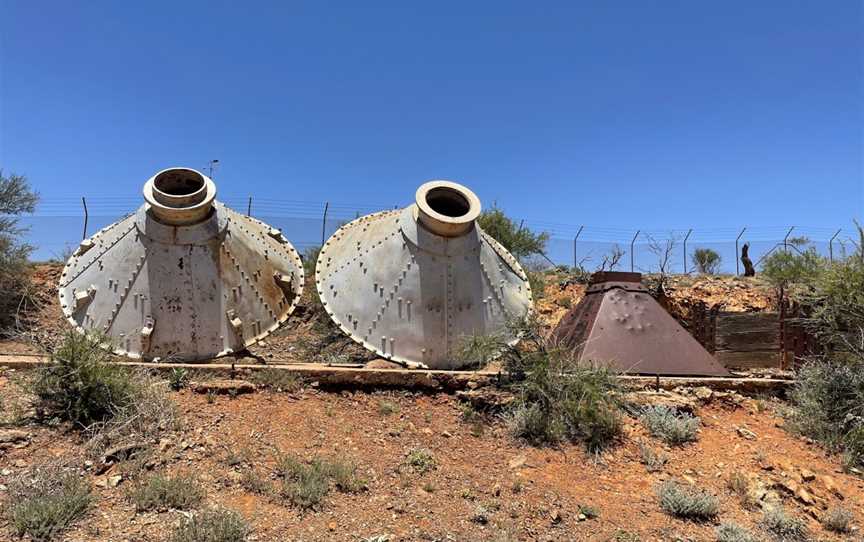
[316,180,533,369]
[58,168,305,362]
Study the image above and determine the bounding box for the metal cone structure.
[552,272,730,376]
[59,168,304,361]
[316,180,534,369]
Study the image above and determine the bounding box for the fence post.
[683,228,693,274]
[81,196,89,240]
[246,196,252,217]
[321,202,330,246]
[735,227,747,276]
[573,225,584,269]
[630,230,640,272]
[783,226,795,252]
[829,229,841,262]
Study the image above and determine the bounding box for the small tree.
[761,246,825,289]
[476,207,549,260]
[692,248,721,274]
[0,171,39,330]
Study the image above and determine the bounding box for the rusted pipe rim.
[414,180,481,237]
[143,168,216,226]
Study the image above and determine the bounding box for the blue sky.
[1,1,862,263]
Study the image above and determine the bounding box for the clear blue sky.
[1,1,862,254]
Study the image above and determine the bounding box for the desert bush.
[239,469,270,495]
[638,441,669,472]
[249,368,303,392]
[27,332,139,428]
[275,454,364,509]
[0,170,39,332]
[4,465,92,542]
[454,332,507,370]
[821,505,852,533]
[760,506,807,541]
[787,357,864,471]
[640,405,700,445]
[799,226,864,354]
[526,266,547,300]
[656,480,719,521]
[377,399,399,416]
[169,368,189,391]
[761,246,825,289]
[275,456,331,509]
[692,248,722,275]
[492,315,624,452]
[170,508,249,542]
[404,448,436,474]
[715,522,757,542]
[476,206,549,260]
[128,473,204,512]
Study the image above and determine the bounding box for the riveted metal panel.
[552,272,730,376]
[58,176,304,362]
[316,191,533,370]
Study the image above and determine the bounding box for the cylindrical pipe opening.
[152,169,208,208]
[415,181,481,237]
[143,168,216,226]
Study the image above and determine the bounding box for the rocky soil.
[2,370,863,542]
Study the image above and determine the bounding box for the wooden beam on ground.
[0,355,793,394]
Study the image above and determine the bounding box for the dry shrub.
[170,508,249,542]
[657,480,719,521]
[640,405,700,445]
[3,462,92,542]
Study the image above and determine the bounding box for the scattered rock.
[799,469,815,482]
[0,429,29,444]
[509,455,527,470]
[550,509,562,524]
[736,426,758,440]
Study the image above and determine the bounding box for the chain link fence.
[19,196,854,274]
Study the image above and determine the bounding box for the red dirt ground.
[1,372,862,541]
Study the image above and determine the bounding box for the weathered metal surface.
[553,272,730,376]
[315,180,534,369]
[58,168,304,361]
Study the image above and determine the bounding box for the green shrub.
[656,480,719,521]
[788,358,864,471]
[638,441,668,472]
[274,454,364,509]
[715,522,757,542]
[170,508,249,542]
[822,505,853,534]
[27,332,137,427]
[692,248,722,275]
[0,170,38,331]
[578,504,599,519]
[377,399,400,416]
[476,207,549,260]
[760,506,807,541]
[239,470,271,495]
[249,368,303,392]
[526,268,547,300]
[761,246,825,288]
[404,448,436,474]
[454,332,507,369]
[128,473,204,512]
[5,466,92,542]
[168,368,189,391]
[640,405,700,445]
[495,316,623,452]
[800,228,864,354]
